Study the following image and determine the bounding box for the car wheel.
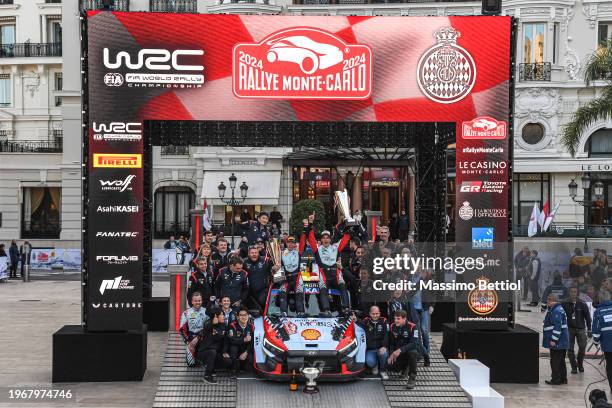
[267,51,278,63]
[300,56,318,75]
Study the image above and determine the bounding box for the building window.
[21,187,61,239]
[49,20,62,44]
[523,23,546,63]
[0,24,15,45]
[513,173,550,226]
[54,72,62,106]
[552,23,559,64]
[588,129,612,157]
[154,186,195,239]
[521,123,545,146]
[599,22,612,47]
[0,73,10,106]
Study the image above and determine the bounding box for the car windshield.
[266,288,341,318]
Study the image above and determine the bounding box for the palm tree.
[561,43,612,156]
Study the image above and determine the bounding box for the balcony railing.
[161,145,189,155]
[22,220,61,239]
[0,43,62,58]
[219,0,271,3]
[82,0,130,11]
[150,0,197,12]
[0,139,63,153]
[154,221,191,239]
[46,0,62,3]
[0,0,14,5]
[514,223,612,238]
[519,62,552,81]
[296,0,474,3]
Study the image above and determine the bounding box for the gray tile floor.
[0,279,608,408]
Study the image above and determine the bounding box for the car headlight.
[263,337,285,356]
[337,338,358,357]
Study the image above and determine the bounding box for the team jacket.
[240,220,270,245]
[281,249,300,275]
[542,303,569,350]
[215,267,249,305]
[179,307,209,343]
[357,316,389,350]
[211,251,229,279]
[387,299,420,330]
[388,322,418,354]
[187,270,215,306]
[223,321,255,353]
[243,256,272,292]
[199,321,227,351]
[593,300,612,352]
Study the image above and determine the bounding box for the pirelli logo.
[93,153,142,168]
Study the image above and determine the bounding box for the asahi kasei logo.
[417,27,476,104]
[233,27,372,99]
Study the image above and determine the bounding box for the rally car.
[253,266,366,381]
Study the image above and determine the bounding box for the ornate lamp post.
[218,173,248,250]
[568,174,604,253]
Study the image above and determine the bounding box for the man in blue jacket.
[543,293,569,385]
[592,285,612,392]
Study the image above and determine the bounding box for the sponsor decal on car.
[301,328,322,341]
[233,27,372,99]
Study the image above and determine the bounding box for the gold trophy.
[266,238,285,283]
[335,189,359,226]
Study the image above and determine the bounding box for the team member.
[344,241,365,308]
[562,286,592,374]
[592,282,612,392]
[305,214,351,313]
[543,293,569,385]
[215,256,249,309]
[191,244,213,272]
[211,238,230,279]
[198,308,227,384]
[243,246,275,311]
[187,258,216,307]
[278,236,305,316]
[387,310,419,389]
[240,212,270,245]
[179,292,209,366]
[219,295,236,328]
[223,307,254,378]
[355,305,389,380]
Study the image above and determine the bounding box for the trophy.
[266,238,285,283]
[301,366,321,394]
[334,189,359,226]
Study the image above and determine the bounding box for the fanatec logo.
[96,255,139,265]
[103,48,205,88]
[96,205,139,213]
[93,122,142,142]
[99,175,136,192]
[95,231,139,238]
[99,276,135,294]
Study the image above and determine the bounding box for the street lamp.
[568,174,604,253]
[218,173,248,250]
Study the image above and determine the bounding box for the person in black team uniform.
[215,256,249,310]
[387,310,419,389]
[239,212,270,245]
[187,258,216,307]
[211,238,230,280]
[243,245,276,312]
[198,307,227,385]
[304,213,352,314]
[223,306,254,378]
[355,305,390,380]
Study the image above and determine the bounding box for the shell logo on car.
[233,27,372,100]
[301,328,321,341]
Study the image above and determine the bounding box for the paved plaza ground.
[0,275,608,408]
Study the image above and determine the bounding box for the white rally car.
[253,270,366,381]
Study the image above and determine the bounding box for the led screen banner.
[85,12,512,331]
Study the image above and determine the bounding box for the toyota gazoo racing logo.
[233,27,372,99]
[96,255,139,265]
[93,122,142,142]
[96,231,139,238]
[462,117,507,140]
[99,175,135,192]
[460,181,506,194]
[93,153,142,168]
[103,48,204,88]
[99,276,135,294]
[417,27,476,104]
